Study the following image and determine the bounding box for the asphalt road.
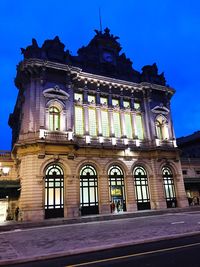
[8,234,200,267]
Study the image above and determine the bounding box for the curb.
[1,230,200,266]
[1,206,200,233]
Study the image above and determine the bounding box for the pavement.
[1,206,200,266]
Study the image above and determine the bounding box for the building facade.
[5,28,188,221]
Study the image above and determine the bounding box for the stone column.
[83,105,89,135]
[149,160,167,209]
[65,174,80,218]
[143,95,151,140]
[125,174,137,212]
[19,154,44,221]
[98,174,110,214]
[173,161,188,208]
[120,111,126,137]
[108,109,114,137]
[96,107,102,136]
[131,112,137,138]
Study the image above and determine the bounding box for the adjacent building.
[1,28,188,221]
[177,132,200,204]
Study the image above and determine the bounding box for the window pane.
[136,114,144,139]
[89,108,97,136]
[88,95,95,104]
[101,110,109,137]
[124,113,133,138]
[134,102,140,110]
[156,124,163,139]
[55,188,61,205]
[83,188,88,203]
[49,114,54,131]
[48,189,54,205]
[123,101,130,108]
[100,97,108,105]
[113,112,121,138]
[74,93,83,102]
[54,114,59,130]
[75,106,84,135]
[112,99,119,107]
[90,187,95,203]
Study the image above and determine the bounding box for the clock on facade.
[102,51,114,63]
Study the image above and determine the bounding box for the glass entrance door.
[109,165,126,213]
[45,164,64,219]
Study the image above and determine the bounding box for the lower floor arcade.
[13,146,188,222]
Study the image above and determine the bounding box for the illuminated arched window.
[80,165,99,215]
[133,166,151,210]
[155,115,169,140]
[108,165,126,212]
[49,107,60,131]
[162,166,176,208]
[45,164,64,219]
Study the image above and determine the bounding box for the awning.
[0,180,20,189]
[184,178,200,185]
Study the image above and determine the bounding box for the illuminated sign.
[111,186,122,197]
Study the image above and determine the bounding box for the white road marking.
[68,241,200,266]
[171,221,185,225]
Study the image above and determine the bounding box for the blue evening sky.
[0,0,200,150]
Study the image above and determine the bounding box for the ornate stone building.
[5,28,188,221]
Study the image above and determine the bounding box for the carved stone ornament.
[43,87,69,100]
[151,104,169,114]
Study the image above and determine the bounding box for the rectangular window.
[182,170,187,175]
[196,170,200,175]
[112,99,119,107]
[100,97,108,105]
[88,108,97,136]
[124,113,133,139]
[134,102,141,110]
[123,100,130,109]
[136,114,144,139]
[74,93,83,102]
[88,95,95,104]
[113,112,121,138]
[75,106,84,135]
[101,110,109,137]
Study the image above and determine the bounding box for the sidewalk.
[1,206,200,266]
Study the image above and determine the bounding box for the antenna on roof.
[99,7,102,32]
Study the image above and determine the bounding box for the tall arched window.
[49,106,60,131]
[155,115,169,140]
[133,166,151,210]
[45,164,64,219]
[80,165,99,215]
[108,165,126,213]
[162,166,177,208]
